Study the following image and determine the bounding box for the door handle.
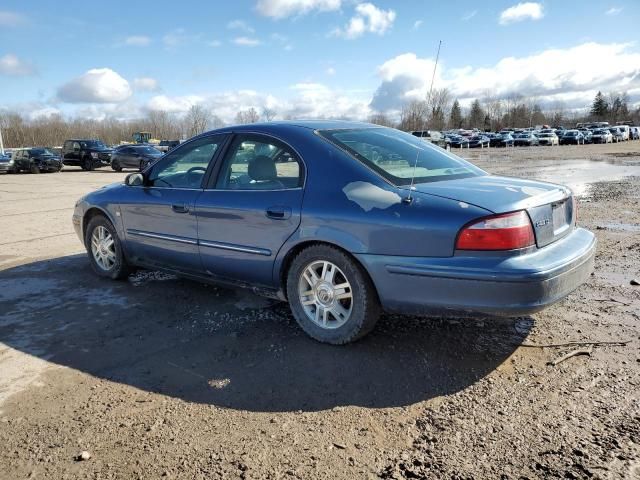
[172,204,189,214]
[266,206,291,220]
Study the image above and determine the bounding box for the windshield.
[80,140,107,149]
[31,148,56,155]
[319,128,484,186]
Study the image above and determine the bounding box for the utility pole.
[0,123,4,155]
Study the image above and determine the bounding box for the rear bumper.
[357,227,596,317]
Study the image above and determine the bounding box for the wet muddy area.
[1,143,639,479]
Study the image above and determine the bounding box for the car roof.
[202,119,377,136]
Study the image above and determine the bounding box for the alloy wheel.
[298,260,353,329]
[90,225,116,271]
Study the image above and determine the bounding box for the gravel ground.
[0,142,639,479]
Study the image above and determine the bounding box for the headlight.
[90,152,98,159]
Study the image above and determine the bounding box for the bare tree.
[398,100,428,132]
[367,112,395,128]
[235,107,260,125]
[262,107,277,122]
[184,105,211,137]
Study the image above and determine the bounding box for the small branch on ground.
[548,346,593,366]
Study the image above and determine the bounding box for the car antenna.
[404,39,442,205]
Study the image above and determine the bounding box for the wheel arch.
[82,207,118,246]
[277,240,379,302]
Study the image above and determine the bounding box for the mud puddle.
[526,159,640,196]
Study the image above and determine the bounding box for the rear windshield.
[319,128,484,185]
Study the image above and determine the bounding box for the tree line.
[371,89,640,132]
[1,91,639,148]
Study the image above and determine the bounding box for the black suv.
[61,139,113,170]
[12,148,62,173]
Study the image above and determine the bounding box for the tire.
[84,215,131,280]
[30,164,40,174]
[83,158,94,171]
[111,160,122,172]
[286,244,380,344]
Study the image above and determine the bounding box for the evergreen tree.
[590,91,608,119]
[467,99,485,129]
[449,99,462,128]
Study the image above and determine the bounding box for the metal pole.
[0,123,4,155]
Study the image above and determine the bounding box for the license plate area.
[552,200,570,235]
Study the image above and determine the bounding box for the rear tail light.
[456,210,535,251]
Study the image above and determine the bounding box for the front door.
[119,134,227,273]
[196,133,305,287]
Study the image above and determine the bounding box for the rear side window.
[215,135,303,190]
[320,128,483,186]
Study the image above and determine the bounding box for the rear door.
[118,134,228,273]
[195,133,305,287]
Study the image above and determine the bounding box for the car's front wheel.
[30,164,40,174]
[83,158,94,171]
[85,215,130,280]
[286,245,380,344]
[111,160,122,172]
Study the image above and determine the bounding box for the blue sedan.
[73,121,596,344]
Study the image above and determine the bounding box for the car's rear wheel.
[85,215,130,280]
[286,245,380,344]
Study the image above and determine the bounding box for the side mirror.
[125,173,144,186]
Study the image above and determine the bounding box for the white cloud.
[28,106,61,120]
[332,3,396,39]
[412,20,423,30]
[233,36,262,47]
[162,28,199,48]
[124,35,151,46]
[370,42,640,113]
[208,40,223,47]
[147,94,205,113]
[227,19,255,33]
[326,67,336,75]
[133,77,159,92]
[605,6,622,15]
[57,68,132,103]
[145,84,369,123]
[0,54,36,76]
[256,0,341,18]
[462,10,477,21]
[0,10,27,27]
[499,2,544,25]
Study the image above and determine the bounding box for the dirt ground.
[0,142,639,479]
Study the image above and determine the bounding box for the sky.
[1,0,639,123]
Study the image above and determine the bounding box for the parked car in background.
[111,145,164,172]
[514,133,539,146]
[608,127,624,143]
[591,129,613,144]
[616,125,630,141]
[11,148,62,173]
[411,130,447,149]
[0,152,15,173]
[578,129,593,144]
[447,134,470,148]
[630,127,640,140]
[72,120,596,344]
[468,134,490,148]
[560,130,585,145]
[158,140,181,152]
[489,133,515,147]
[537,132,559,146]
[62,139,113,170]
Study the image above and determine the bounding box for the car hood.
[408,175,571,213]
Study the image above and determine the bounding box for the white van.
[617,124,630,141]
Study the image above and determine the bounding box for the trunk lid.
[410,175,575,247]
